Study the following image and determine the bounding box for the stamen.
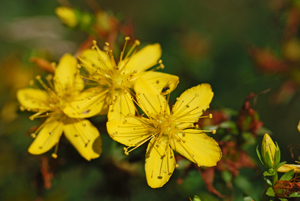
[123,134,155,155]
[51,142,59,159]
[120,37,130,62]
[29,80,35,86]
[125,40,140,60]
[199,113,213,119]
[36,75,49,91]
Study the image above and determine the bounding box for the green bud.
[55,7,78,28]
[261,133,277,169]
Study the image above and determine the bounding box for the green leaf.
[274,161,286,171]
[192,195,201,201]
[266,187,275,197]
[274,142,281,167]
[221,170,232,183]
[264,151,273,169]
[264,170,275,176]
[279,170,294,181]
[256,145,263,165]
[289,192,300,197]
[278,198,288,201]
[272,173,278,186]
[264,177,272,186]
[219,120,237,129]
[243,193,255,201]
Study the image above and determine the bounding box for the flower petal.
[134,78,170,118]
[145,137,176,188]
[28,116,64,155]
[138,71,179,95]
[54,54,83,93]
[170,129,221,167]
[63,87,109,118]
[80,48,113,74]
[64,118,101,161]
[125,44,161,74]
[17,88,50,111]
[108,89,135,120]
[172,84,213,129]
[107,117,151,146]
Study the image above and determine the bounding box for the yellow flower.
[107,78,222,188]
[55,7,78,28]
[261,133,277,168]
[17,54,101,161]
[64,38,179,120]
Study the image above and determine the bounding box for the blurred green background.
[0,0,299,200]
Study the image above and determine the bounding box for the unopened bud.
[55,7,78,28]
[261,133,277,168]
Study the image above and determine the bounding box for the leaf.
[266,187,275,197]
[289,192,300,197]
[264,177,272,186]
[243,196,255,201]
[256,145,263,165]
[263,169,275,176]
[279,170,294,181]
[192,195,201,201]
[274,161,287,171]
[274,142,281,167]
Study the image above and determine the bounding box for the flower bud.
[261,133,277,168]
[55,7,78,28]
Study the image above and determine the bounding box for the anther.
[105,42,109,47]
[209,113,213,118]
[46,74,53,80]
[212,130,216,134]
[176,164,179,168]
[51,153,58,159]
[93,40,97,45]
[31,133,36,138]
[158,59,163,64]
[36,75,41,80]
[29,80,34,86]
[51,62,56,69]
[135,40,140,45]
[125,36,130,41]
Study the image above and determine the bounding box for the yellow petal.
[170,129,221,167]
[63,87,109,118]
[277,164,300,173]
[145,137,176,188]
[80,49,113,74]
[125,44,161,74]
[54,54,83,93]
[28,116,64,155]
[107,117,151,146]
[108,89,135,120]
[63,118,101,161]
[172,84,213,129]
[134,78,170,118]
[17,88,50,110]
[135,71,179,95]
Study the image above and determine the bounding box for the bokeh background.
[0,0,299,200]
